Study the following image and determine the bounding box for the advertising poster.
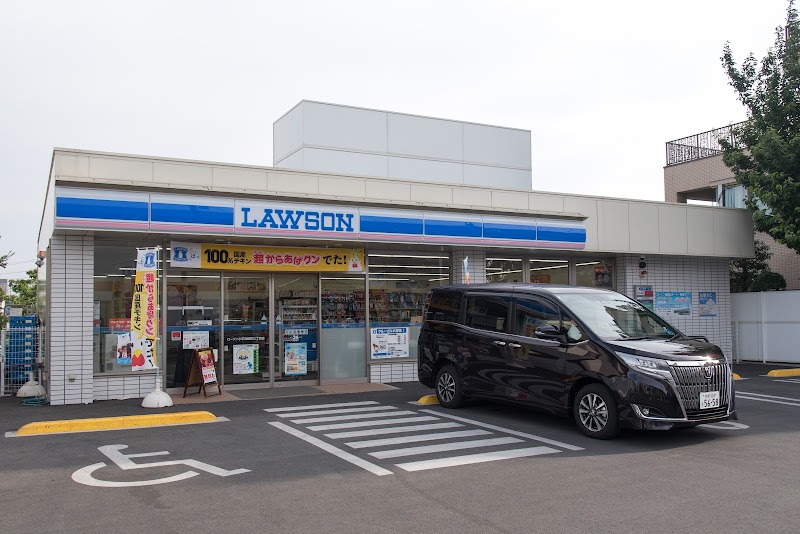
[233,344,259,374]
[183,331,210,349]
[116,332,132,365]
[284,343,308,376]
[109,318,131,330]
[198,349,218,384]
[699,292,718,317]
[170,241,365,273]
[130,248,158,371]
[370,327,410,359]
[634,285,655,311]
[655,291,692,318]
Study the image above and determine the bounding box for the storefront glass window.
[321,274,367,380]
[576,259,614,289]
[529,259,569,284]
[486,257,522,283]
[166,272,221,388]
[368,252,449,360]
[93,245,139,374]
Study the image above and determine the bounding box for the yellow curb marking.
[732,373,742,380]
[16,411,217,436]
[767,369,800,378]
[417,395,439,405]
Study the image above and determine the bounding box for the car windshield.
[555,291,678,341]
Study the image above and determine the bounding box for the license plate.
[699,391,720,410]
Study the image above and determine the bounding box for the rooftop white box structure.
[273,101,533,190]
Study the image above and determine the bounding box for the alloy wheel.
[578,392,609,432]
[437,372,456,404]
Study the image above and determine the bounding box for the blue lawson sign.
[54,187,587,249]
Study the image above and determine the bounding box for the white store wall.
[273,101,533,190]
[617,254,732,358]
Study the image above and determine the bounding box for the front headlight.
[616,352,672,378]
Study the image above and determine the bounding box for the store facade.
[37,148,754,404]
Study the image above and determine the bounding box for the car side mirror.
[534,324,562,340]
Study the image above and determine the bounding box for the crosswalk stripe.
[736,395,800,407]
[291,410,416,425]
[264,401,378,413]
[368,437,521,459]
[269,422,393,476]
[276,406,398,418]
[345,430,492,449]
[419,409,584,451]
[737,391,800,402]
[395,446,561,472]
[307,416,439,432]
[324,422,463,440]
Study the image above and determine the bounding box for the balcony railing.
[665,122,746,166]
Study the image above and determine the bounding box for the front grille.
[669,362,729,417]
[685,406,729,420]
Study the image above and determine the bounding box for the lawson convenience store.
[37,148,752,405]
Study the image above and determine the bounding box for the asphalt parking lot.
[1,363,799,534]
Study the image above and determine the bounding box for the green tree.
[7,269,38,315]
[720,2,800,254]
[730,239,787,292]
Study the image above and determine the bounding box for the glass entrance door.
[273,273,319,384]
[223,275,270,385]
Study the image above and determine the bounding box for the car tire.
[435,365,465,408]
[573,383,619,439]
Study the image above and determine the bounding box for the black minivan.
[417,284,736,439]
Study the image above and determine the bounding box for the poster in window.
[284,343,307,376]
[370,327,410,359]
[183,330,210,349]
[116,332,132,365]
[699,292,717,317]
[233,344,259,374]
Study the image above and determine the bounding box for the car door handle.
[492,341,506,346]
[507,343,522,348]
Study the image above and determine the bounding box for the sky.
[0,0,791,281]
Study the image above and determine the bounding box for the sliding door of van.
[462,293,513,397]
[507,296,566,411]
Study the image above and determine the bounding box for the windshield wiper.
[617,335,654,341]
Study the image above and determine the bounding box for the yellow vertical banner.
[131,248,158,371]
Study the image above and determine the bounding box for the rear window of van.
[426,291,462,322]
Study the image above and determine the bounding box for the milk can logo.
[173,247,188,262]
[143,252,156,268]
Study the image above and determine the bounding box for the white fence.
[731,290,800,364]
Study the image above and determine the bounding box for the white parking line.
[395,446,561,472]
[775,379,800,384]
[291,410,416,425]
[419,409,585,451]
[269,422,393,476]
[325,422,463,440]
[345,429,491,449]
[736,392,800,407]
[264,401,378,413]
[306,416,439,432]
[369,437,523,459]
[737,391,800,402]
[275,406,398,418]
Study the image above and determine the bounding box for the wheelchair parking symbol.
[71,444,250,487]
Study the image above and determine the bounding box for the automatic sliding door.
[273,273,319,383]
[223,275,270,384]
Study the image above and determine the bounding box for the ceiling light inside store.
[368,254,449,259]
[530,265,568,271]
[575,262,601,266]
[368,264,449,269]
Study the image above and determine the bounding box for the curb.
[15,411,217,436]
[417,395,439,405]
[767,369,800,378]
